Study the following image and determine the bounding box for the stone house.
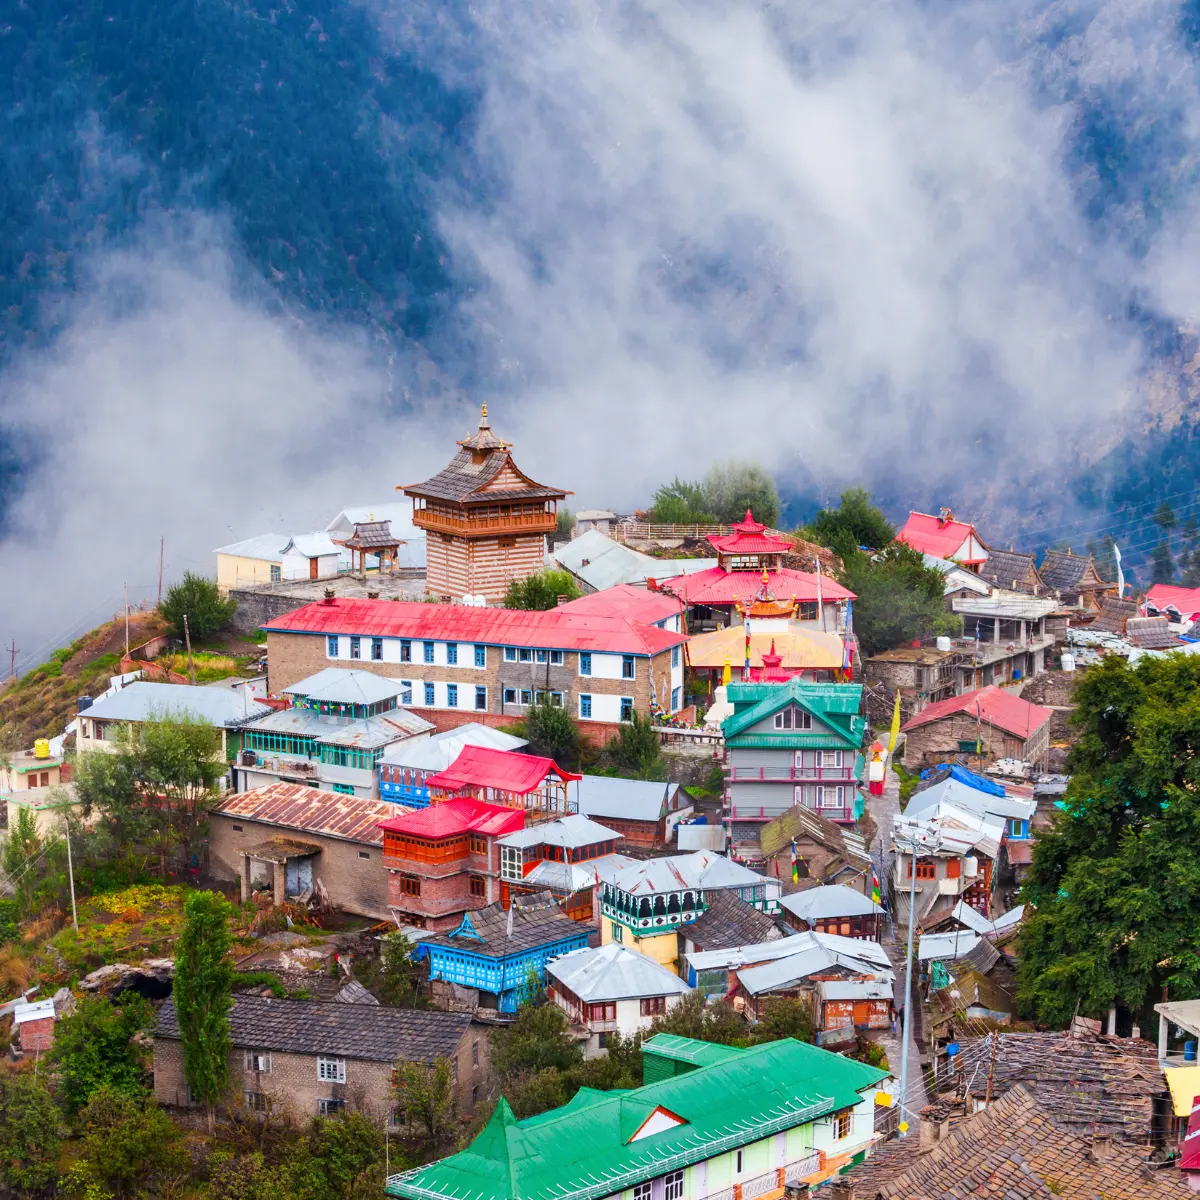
[261,594,686,742]
[864,646,959,714]
[755,804,873,893]
[1038,550,1115,611]
[154,994,493,1122]
[900,685,1052,770]
[208,783,396,919]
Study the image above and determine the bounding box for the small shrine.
[334,518,402,576]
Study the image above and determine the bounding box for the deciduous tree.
[72,1089,188,1200]
[805,487,895,559]
[492,1000,583,1079]
[393,1056,458,1161]
[649,477,714,524]
[503,569,581,611]
[51,993,154,1115]
[839,541,947,657]
[0,1073,66,1198]
[160,571,237,641]
[606,710,665,780]
[702,461,780,527]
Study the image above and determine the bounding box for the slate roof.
[863,1083,1187,1198]
[683,890,785,950]
[1125,615,1185,649]
[414,893,583,959]
[759,805,871,870]
[1090,595,1137,634]
[978,548,1042,594]
[337,520,401,550]
[157,994,470,1062]
[213,783,398,845]
[402,407,567,505]
[386,1036,887,1200]
[1039,549,1111,592]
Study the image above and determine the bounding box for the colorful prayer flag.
[886,691,902,755]
[871,869,881,905]
[790,838,799,884]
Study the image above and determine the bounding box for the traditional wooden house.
[756,805,872,891]
[723,678,867,837]
[377,798,525,931]
[900,685,1052,770]
[424,746,580,818]
[678,889,786,962]
[401,405,569,601]
[979,548,1043,595]
[379,724,528,809]
[1038,549,1115,610]
[778,885,884,941]
[412,892,589,1013]
[384,1034,890,1200]
[896,510,988,569]
[657,510,854,631]
[567,775,689,850]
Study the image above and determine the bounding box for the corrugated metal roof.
[658,566,854,606]
[214,533,288,561]
[685,624,846,670]
[896,511,984,561]
[905,778,1036,823]
[547,943,691,1002]
[283,532,341,559]
[736,933,892,995]
[88,681,270,727]
[381,723,528,770]
[901,685,1052,741]
[264,598,686,657]
[214,783,399,844]
[246,705,432,749]
[552,531,710,593]
[556,583,683,627]
[607,851,765,896]
[427,745,581,794]
[779,885,884,922]
[569,776,674,822]
[283,668,412,707]
[817,980,894,1001]
[1144,583,1200,620]
[499,814,622,850]
[378,797,525,839]
[917,930,981,961]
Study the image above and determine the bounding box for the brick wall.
[209,813,389,920]
[154,1024,493,1124]
[18,1016,55,1054]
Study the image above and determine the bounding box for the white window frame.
[820,750,844,768]
[550,650,564,665]
[243,1049,272,1073]
[244,1090,268,1111]
[504,647,518,662]
[500,845,524,882]
[318,1097,346,1116]
[317,1056,347,1083]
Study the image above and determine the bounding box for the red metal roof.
[1005,840,1033,866]
[1144,584,1200,621]
[427,745,582,794]
[555,584,683,626]
[658,566,855,606]
[378,797,525,838]
[901,685,1052,740]
[896,511,986,562]
[262,598,685,656]
[707,509,795,556]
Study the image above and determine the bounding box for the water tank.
[77,695,93,713]
[964,855,979,877]
[936,636,952,652]
[1061,652,1075,672]
[33,738,50,759]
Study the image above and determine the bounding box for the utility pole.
[157,536,165,607]
[183,614,196,686]
[7,640,17,681]
[124,582,130,657]
[64,810,79,934]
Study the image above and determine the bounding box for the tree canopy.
[503,569,581,611]
[51,994,154,1115]
[160,571,237,642]
[523,699,582,771]
[647,460,780,528]
[805,487,896,559]
[649,477,714,524]
[839,541,951,657]
[1017,654,1200,1026]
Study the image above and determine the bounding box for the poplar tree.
[174,889,234,1132]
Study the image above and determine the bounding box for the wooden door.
[309,557,319,580]
[853,1001,870,1027]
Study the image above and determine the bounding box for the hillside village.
[4,407,1200,1197]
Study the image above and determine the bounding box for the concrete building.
[215,533,343,593]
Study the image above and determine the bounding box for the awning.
[238,838,322,863]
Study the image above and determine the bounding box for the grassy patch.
[894,763,921,806]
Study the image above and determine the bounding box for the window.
[908,859,936,880]
[358,851,370,860]
[820,750,844,768]
[519,647,533,663]
[475,685,487,711]
[633,1184,652,1200]
[580,652,592,676]
[243,1050,272,1073]
[471,1084,479,1104]
[392,1106,406,1127]
[333,783,355,795]
[520,689,533,705]
[350,636,361,660]
[621,655,635,679]
[327,635,339,658]
[620,697,634,721]
[536,649,548,663]
[371,636,383,661]
[423,641,435,664]
[470,875,486,897]
[424,682,435,706]
[474,644,487,668]
[640,996,667,1017]
[535,690,564,707]
[319,1098,346,1116]
[774,707,812,730]
[589,1002,616,1021]
[672,646,680,668]
[232,824,244,833]
[1009,818,1026,838]
[834,1109,852,1140]
[550,650,564,665]
[504,647,518,662]
[736,1150,744,1174]
[447,643,459,665]
[401,640,412,663]
[503,688,518,704]
[664,1172,684,1200]
[472,1041,480,1067]
[270,564,281,582]
[611,921,623,942]
[400,875,421,896]
[447,684,459,708]
[317,1056,347,1083]
[401,681,413,705]
[500,846,524,882]
[671,686,681,711]
[580,694,593,719]
[244,1090,268,1111]
[470,835,486,855]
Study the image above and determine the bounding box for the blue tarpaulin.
[918,762,1006,796]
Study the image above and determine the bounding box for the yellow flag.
[722,656,732,686]
[886,691,902,755]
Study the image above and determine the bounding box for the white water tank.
[964,856,979,877]
[1061,652,1075,672]
[936,636,952,652]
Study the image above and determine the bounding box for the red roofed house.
[262,595,687,742]
[379,798,525,930]
[657,510,854,632]
[425,745,581,818]
[900,685,1052,770]
[401,405,569,602]
[555,584,684,633]
[1144,584,1200,626]
[896,509,988,570]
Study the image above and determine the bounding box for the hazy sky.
[5,0,1200,663]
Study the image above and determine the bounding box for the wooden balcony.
[413,510,557,538]
[726,766,855,782]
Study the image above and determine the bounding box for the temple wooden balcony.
[413,511,557,538]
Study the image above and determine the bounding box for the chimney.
[829,1182,856,1200]
[367,591,380,600]
[323,589,336,606]
[1089,1132,1113,1162]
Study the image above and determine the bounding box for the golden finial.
[481,402,489,422]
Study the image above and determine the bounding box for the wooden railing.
[413,511,556,537]
[612,522,788,543]
[726,765,855,782]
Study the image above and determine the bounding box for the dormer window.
[774,706,812,730]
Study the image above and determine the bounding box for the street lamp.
[892,822,942,1137]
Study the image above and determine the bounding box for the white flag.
[1113,543,1124,597]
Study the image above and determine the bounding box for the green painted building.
[723,679,866,839]
[386,1034,889,1200]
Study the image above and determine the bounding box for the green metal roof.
[641,1033,743,1067]
[386,1037,887,1200]
[723,679,864,745]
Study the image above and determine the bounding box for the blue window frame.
[326,635,339,658]
[580,694,593,719]
[447,643,458,665]
[475,685,487,711]
[447,684,458,708]
[671,686,681,711]
[550,650,564,665]
[672,645,680,668]
[580,652,592,676]
[504,647,517,662]
[424,682,435,706]
[350,636,361,660]
[474,644,486,668]
[371,637,383,661]
[423,641,435,664]
[401,681,413,705]
[621,655,635,679]
[400,640,412,663]
[620,696,634,721]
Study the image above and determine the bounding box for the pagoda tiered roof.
[706,510,795,556]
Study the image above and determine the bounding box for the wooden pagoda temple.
[401,405,569,601]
